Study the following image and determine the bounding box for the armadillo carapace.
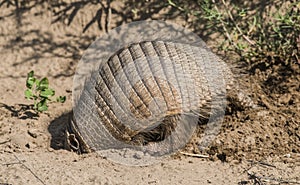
[65,40,253,154]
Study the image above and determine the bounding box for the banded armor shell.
[65,40,252,155]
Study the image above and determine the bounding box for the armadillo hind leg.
[131,113,181,145]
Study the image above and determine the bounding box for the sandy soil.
[0,1,299,185]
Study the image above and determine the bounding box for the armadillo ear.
[67,133,81,153]
[65,131,80,153]
[64,111,91,154]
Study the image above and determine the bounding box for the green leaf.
[39,88,55,99]
[27,70,34,78]
[37,100,48,112]
[35,79,40,88]
[56,96,66,103]
[25,89,38,100]
[37,77,49,91]
[25,89,33,99]
[26,71,36,89]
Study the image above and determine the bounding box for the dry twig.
[105,0,111,32]
[13,154,46,185]
[180,152,209,158]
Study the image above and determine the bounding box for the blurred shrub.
[168,0,300,68]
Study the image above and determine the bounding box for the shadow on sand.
[48,111,72,150]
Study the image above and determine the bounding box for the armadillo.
[65,40,254,157]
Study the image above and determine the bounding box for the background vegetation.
[167,0,300,71]
[1,0,299,70]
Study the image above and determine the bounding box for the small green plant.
[25,70,66,113]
